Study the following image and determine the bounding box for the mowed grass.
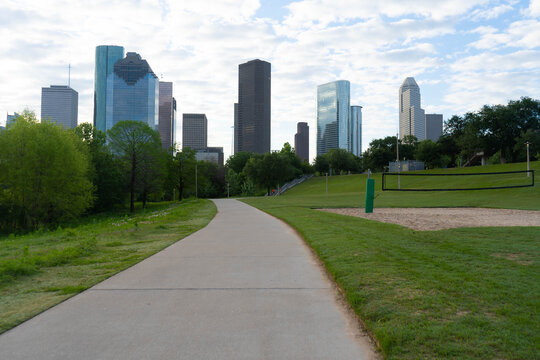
[0,199,216,334]
[282,161,540,210]
[242,162,540,359]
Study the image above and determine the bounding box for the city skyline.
[1,0,539,161]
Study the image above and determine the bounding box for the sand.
[319,207,540,231]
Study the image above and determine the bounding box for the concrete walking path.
[0,199,377,359]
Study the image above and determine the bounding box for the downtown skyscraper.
[159,81,176,151]
[234,59,271,154]
[294,122,309,162]
[399,77,425,141]
[93,45,124,132]
[41,85,78,129]
[316,80,362,156]
[105,52,159,131]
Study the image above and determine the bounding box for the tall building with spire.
[93,45,124,132]
[399,77,425,141]
[234,59,271,154]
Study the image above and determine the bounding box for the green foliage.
[226,151,253,173]
[75,123,126,211]
[168,147,196,200]
[0,111,93,231]
[107,120,164,212]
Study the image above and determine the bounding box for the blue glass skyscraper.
[317,80,350,156]
[93,45,124,132]
[105,52,159,131]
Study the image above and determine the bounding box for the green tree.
[75,123,126,211]
[244,152,293,194]
[326,148,356,174]
[314,155,330,174]
[0,111,93,230]
[169,147,197,200]
[415,140,445,169]
[107,120,162,212]
[225,151,253,174]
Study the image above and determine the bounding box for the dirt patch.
[319,207,540,231]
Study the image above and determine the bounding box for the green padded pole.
[365,178,374,213]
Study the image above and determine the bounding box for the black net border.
[382,170,535,191]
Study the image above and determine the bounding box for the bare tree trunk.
[130,153,136,213]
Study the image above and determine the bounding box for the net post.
[365,178,375,213]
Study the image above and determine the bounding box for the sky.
[1,0,539,162]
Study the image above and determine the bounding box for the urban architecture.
[158,81,176,151]
[105,52,159,131]
[294,122,309,162]
[196,147,224,167]
[93,45,124,132]
[234,59,271,154]
[350,105,362,157]
[316,80,362,157]
[183,113,207,150]
[41,85,78,129]
[6,113,19,127]
[399,77,425,141]
[425,113,443,141]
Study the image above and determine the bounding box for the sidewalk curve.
[0,199,378,359]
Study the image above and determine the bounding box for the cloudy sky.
[1,0,539,161]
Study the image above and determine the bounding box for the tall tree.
[169,147,197,200]
[0,111,93,230]
[107,120,162,213]
[75,123,126,211]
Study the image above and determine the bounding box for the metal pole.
[326,172,328,194]
[526,142,530,177]
[396,133,400,190]
[195,163,198,198]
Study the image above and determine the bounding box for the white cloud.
[0,0,538,161]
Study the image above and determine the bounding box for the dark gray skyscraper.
[425,113,443,141]
[93,45,124,132]
[234,59,271,154]
[41,85,78,129]
[183,113,207,150]
[159,81,175,151]
[295,122,309,162]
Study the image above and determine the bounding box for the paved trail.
[0,199,377,359]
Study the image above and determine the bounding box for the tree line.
[0,112,314,231]
[361,97,539,172]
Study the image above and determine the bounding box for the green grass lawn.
[281,161,540,210]
[0,199,216,334]
[243,162,540,359]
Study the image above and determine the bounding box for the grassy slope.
[282,161,540,210]
[0,199,216,334]
[243,162,540,359]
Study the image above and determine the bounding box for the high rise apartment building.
[316,80,362,157]
[294,122,309,162]
[182,113,207,150]
[234,59,271,154]
[41,85,78,129]
[105,52,159,131]
[159,81,175,151]
[93,45,124,132]
[399,77,425,141]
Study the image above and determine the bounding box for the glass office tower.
[317,80,350,156]
[94,45,124,132]
[350,105,362,157]
[105,52,159,131]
